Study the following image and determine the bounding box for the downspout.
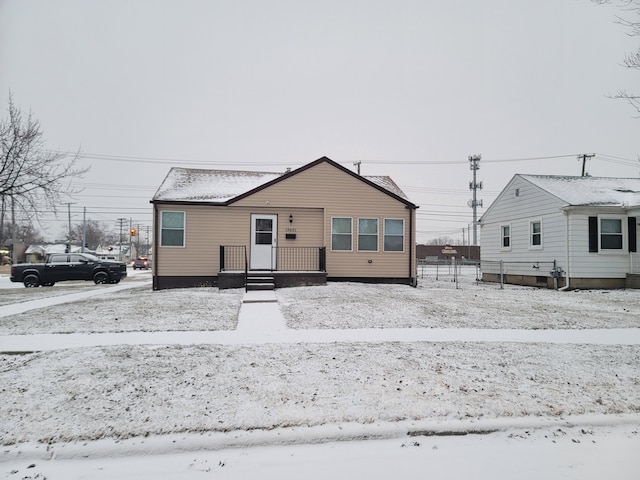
[559,210,571,291]
[408,205,416,287]
[152,203,159,290]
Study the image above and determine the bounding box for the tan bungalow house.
[151,156,418,290]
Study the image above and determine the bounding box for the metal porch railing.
[220,245,326,272]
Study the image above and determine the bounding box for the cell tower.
[468,154,482,245]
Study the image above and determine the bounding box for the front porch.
[218,245,327,290]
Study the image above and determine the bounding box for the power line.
[55,150,637,168]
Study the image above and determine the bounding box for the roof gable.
[228,157,414,207]
[153,156,415,207]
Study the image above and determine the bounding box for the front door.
[250,214,277,270]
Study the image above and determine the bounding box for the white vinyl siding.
[160,211,185,247]
[480,175,568,277]
[480,174,634,281]
[568,213,629,279]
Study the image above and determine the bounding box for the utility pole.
[64,202,75,253]
[145,225,151,256]
[578,153,595,177]
[468,154,482,246]
[82,207,86,252]
[136,223,141,257]
[116,218,127,261]
[353,161,361,175]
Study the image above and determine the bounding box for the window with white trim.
[530,220,542,248]
[160,211,185,247]
[600,218,623,250]
[358,218,378,251]
[383,218,404,252]
[501,224,511,250]
[331,217,352,251]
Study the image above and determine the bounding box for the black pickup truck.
[10,253,128,288]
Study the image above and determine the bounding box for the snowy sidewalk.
[1,327,640,352]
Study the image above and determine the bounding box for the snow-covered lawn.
[279,280,640,329]
[0,286,242,334]
[2,341,638,446]
[1,272,639,478]
[2,273,639,334]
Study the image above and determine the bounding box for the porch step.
[246,275,275,291]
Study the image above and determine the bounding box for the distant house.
[480,174,640,289]
[151,156,418,290]
[24,244,82,263]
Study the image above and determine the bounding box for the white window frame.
[160,211,186,247]
[331,217,353,252]
[529,219,543,250]
[358,218,379,252]
[599,215,626,253]
[500,224,511,251]
[383,218,404,252]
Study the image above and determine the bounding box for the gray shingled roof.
[521,175,640,207]
[153,168,282,202]
[153,166,410,203]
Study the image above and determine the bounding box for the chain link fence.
[418,257,564,289]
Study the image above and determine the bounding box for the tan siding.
[155,161,416,280]
[155,205,324,277]
[233,161,415,279]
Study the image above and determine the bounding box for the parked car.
[10,253,128,287]
[132,256,150,270]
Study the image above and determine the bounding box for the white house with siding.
[150,157,418,290]
[480,174,640,289]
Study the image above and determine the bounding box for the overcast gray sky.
[1,0,638,243]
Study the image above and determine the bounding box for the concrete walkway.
[237,289,287,333]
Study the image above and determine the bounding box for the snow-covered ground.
[1,269,639,479]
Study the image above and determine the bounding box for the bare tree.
[594,0,640,113]
[72,219,117,249]
[0,95,88,243]
[427,236,458,246]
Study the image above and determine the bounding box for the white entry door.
[250,214,277,270]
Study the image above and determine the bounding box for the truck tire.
[23,274,40,288]
[42,281,56,287]
[93,271,109,284]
